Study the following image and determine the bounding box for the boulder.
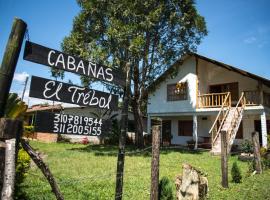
[175,163,208,200]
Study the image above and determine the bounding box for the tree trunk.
[21,139,64,200]
[132,101,144,148]
[1,139,16,200]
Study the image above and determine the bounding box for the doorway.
[162,120,171,146]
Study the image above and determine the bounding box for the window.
[178,120,193,136]
[167,82,187,101]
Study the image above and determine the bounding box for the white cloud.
[243,36,257,44]
[13,72,29,82]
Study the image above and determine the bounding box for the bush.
[15,147,31,199]
[158,176,173,200]
[241,140,253,154]
[231,162,242,183]
[104,119,120,145]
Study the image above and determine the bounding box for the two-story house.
[147,53,270,154]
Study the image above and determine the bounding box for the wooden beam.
[0,18,27,117]
[150,125,160,200]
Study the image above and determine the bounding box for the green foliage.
[231,162,242,183]
[262,158,270,170]
[19,141,270,199]
[15,147,31,199]
[4,93,28,119]
[241,140,253,154]
[158,176,173,200]
[62,1,207,145]
[104,119,120,145]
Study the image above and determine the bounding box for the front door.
[162,120,171,146]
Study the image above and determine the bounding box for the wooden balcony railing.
[263,92,270,107]
[243,91,260,105]
[198,92,231,108]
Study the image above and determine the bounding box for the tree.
[61,0,207,148]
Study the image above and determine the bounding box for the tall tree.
[62,0,207,148]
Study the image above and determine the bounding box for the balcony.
[198,91,270,108]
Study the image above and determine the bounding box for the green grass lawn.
[19,141,270,200]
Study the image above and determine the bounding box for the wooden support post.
[21,139,64,200]
[150,125,161,200]
[0,18,27,117]
[220,130,228,188]
[252,131,262,174]
[1,139,16,200]
[115,63,131,200]
[0,119,23,198]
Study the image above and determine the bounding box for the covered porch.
[147,108,270,149]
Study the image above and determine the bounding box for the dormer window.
[167,82,187,101]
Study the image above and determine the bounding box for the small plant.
[241,140,253,154]
[15,147,31,199]
[231,162,242,183]
[158,176,173,200]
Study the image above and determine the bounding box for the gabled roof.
[148,53,270,92]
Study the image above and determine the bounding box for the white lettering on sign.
[67,86,113,109]
[52,113,103,135]
[46,51,114,83]
[48,50,55,66]
[67,56,76,70]
[43,81,62,100]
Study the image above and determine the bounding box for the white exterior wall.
[197,59,259,95]
[148,57,197,114]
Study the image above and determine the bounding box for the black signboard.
[29,76,118,110]
[23,41,125,87]
[35,111,111,136]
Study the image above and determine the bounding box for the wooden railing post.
[0,18,27,117]
[0,119,23,199]
[252,131,262,174]
[150,125,161,200]
[220,130,228,188]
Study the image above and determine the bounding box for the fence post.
[150,125,160,200]
[252,131,262,174]
[0,18,27,117]
[220,130,228,188]
[115,63,131,200]
[0,119,23,199]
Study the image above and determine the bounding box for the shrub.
[241,140,253,154]
[15,147,31,199]
[231,162,242,183]
[158,176,173,200]
[104,119,120,145]
[262,158,270,170]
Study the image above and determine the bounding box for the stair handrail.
[227,92,246,144]
[209,92,231,134]
[209,92,231,146]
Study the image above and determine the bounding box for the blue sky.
[0,0,270,105]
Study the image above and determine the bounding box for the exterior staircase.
[210,92,246,155]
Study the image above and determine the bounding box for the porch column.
[193,115,198,150]
[147,114,151,134]
[260,111,268,148]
